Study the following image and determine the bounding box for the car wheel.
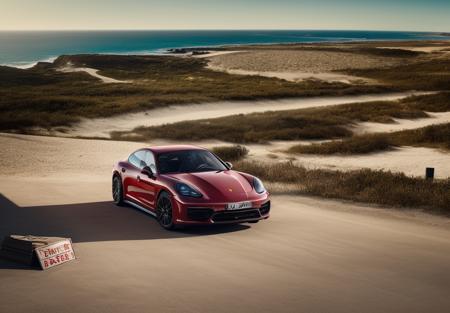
[156,192,175,230]
[112,175,124,206]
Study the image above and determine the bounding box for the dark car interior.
[158,150,226,174]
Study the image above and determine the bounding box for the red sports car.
[112,145,270,229]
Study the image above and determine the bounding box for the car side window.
[144,151,157,174]
[128,150,147,169]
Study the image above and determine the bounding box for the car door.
[124,150,147,204]
[134,150,158,209]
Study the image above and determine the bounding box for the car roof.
[146,145,207,154]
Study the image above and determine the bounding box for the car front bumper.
[172,195,271,225]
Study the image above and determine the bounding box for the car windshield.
[157,150,227,174]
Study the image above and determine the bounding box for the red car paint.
[113,145,270,226]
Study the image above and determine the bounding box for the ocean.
[0,30,447,68]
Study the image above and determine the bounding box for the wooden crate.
[0,235,75,270]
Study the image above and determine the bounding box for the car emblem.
[228,188,233,192]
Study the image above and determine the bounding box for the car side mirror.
[225,162,233,169]
[141,166,155,179]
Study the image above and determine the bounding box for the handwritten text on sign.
[35,239,76,270]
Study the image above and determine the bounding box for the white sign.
[226,201,252,210]
[35,239,76,270]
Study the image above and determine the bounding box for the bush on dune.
[212,145,249,162]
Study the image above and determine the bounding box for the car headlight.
[175,183,203,198]
[253,177,266,194]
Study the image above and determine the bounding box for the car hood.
[164,170,254,202]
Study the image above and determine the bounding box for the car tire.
[156,191,175,230]
[112,175,124,206]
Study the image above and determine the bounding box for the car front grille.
[187,207,214,221]
[259,201,271,216]
[212,209,261,223]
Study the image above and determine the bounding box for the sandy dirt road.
[1,195,450,313]
[1,133,450,313]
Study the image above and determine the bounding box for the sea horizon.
[1,29,449,68]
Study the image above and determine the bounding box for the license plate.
[226,201,252,210]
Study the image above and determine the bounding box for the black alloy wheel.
[112,175,124,205]
[156,192,175,230]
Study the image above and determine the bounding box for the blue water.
[0,30,447,68]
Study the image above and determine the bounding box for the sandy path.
[193,50,242,58]
[47,92,425,138]
[58,66,130,83]
[1,134,450,312]
[207,65,369,83]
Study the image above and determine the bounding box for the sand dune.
[42,92,426,138]
[207,49,400,73]
[207,65,370,83]
[205,49,400,83]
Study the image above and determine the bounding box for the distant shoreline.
[1,29,449,68]
[3,38,450,69]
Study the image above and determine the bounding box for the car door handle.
[137,175,141,182]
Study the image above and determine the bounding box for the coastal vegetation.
[344,57,450,90]
[210,143,450,212]
[110,92,450,143]
[2,40,450,133]
[0,54,386,131]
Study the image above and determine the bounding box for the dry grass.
[212,145,249,161]
[290,135,392,155]
[235,161,450,213]
[289,123,450,155]
[344,57,450,90]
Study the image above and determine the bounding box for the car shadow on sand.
[0,193,250,268]
[0,194,251,242]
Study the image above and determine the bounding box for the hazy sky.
[1,0,449,31]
